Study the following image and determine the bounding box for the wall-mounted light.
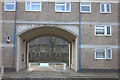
[7,35,10,43]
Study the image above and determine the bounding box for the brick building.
[0,0,119,72]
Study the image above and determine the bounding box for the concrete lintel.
[1,0,120,3]
[81,45,118,48]
[1,20,119,26]
[1,44,119,48]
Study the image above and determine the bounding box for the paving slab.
[1,68,119,79]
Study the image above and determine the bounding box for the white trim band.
[0,44,118,48]
[1,0,120,3]
[81,45,118,48]
[1,20,119,26]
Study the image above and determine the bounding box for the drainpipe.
[13,1,17,72]
[79,0,81,72]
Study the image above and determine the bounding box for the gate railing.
[28,63,66,72]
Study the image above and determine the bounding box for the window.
[4,2,16,11]
[40,47,46,53]
[22,54,24,62]
[80,3,91,13]
[95,48,112,59]
[26,2,42,11]
[55,2,71,12]
[95,25,111,36]
[106,48,112,59]
[100,3,111,13]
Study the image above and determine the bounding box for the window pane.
[32,5,40,10]
[5,4,14,10]
[36,51,39,57]
[6,2,15,4]
[101,4,105,12]
[56,5,65,11]
[40,47,46,53]
[107,49,112,59]
[96,29,104,34]
[81,6,90,11]
[26,2,30,11]
[107,49,111,58]
[96,52,105,58]
[66,3,70,11]
[96,49,105,52]
[107,4,110,12]
[56,3,65,5]
[107,26,110,35]
[32,2,40,4]
[81,3,90,5]
[96,26,104,28]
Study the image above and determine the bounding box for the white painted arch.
[16,24,79,72]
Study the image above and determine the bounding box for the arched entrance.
[28,36,69,64]
[28,36,69,71]
[16,25,79,72]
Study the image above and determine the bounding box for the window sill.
[95,35,111,37]
[80,12,91,13]
[100,12,111,14]
[25,10,41,12]
[95,58,106,59]
[55,11,71,13]
[4,10,15,11]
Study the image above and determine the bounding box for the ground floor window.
[95,25,111,36]
[95,48,112,59]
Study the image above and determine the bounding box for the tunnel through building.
[28,36,69,66]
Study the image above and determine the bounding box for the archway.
[16,25,79,72]
[28,36,69,71]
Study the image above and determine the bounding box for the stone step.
[1,78,119,80]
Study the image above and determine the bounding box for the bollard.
[28,63,30,72]
[64,63,66,71]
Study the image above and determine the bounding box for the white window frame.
[106,48,112,59]
[55,2,71,12]
[4,1,16,11]
[95,49,106,59]
[25,1,42,11]
[100,3,111,13]
[95,48,112,59]
[95,25,111,36]
[80,3,91,13]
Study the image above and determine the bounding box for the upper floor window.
[95,25,111,36]
[95,48,112,59]
[4,2,16,11]
[55,2,71,12]
[26,2,42,11]
[100,3,111,13]
[80,3,91,13]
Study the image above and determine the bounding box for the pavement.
[2,68,119,79]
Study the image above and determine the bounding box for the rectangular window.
[95,49,106,59]
[100,3,111,13]
[106,48,112,59]
[4,2,16,11]
[80,3,91,13]
[95,25,111,36]
[95,48,112,59]
[22,54,24,62]
[55,2,71,12]
[26,2,41,11]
